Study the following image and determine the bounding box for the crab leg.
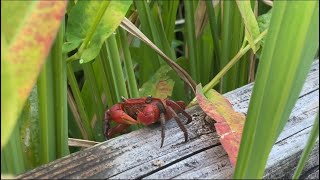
[166,106,188,143]
[159,113,166,148]
[166,100,192,124]
[106,124,131,139]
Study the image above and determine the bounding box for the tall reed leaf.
[234,1,319,178]
[220,1,245,93]
[1,1,67,149]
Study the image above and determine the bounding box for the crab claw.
[107,104,137,125]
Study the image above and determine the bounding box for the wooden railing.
[17,60,319,179]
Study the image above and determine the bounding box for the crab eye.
[145,95,152,104]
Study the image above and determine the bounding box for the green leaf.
[234,1,319,178]
[236,0,260,53]
[139,65,175,99]
[1,1,67,149]
[65,0,132,63]
[257,9,272,49]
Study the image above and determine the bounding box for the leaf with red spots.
[139,65,175,99]
[1,1,67,148]
[196,84,246,167]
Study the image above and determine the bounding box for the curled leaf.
[196,84,246,167]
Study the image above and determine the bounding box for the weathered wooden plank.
[17,60,319,179]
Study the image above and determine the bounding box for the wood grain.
[17,60,319,179]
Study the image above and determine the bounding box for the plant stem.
[188,29,268,107]
[82,62,105,134]
[37,54,56,164]
[106,34,128,101]
[118,28,139,98]
[67,63,94,140]
[185,0,198,82]
[52,18,69,158]
[66,1,110,63]
[67,88,89,140]
[96,54,114,107]
[205,0,221,64]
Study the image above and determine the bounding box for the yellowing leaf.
[196,84,246,167]
[236,1,260,53]
[139,65,175,99]
[1,1,67,149]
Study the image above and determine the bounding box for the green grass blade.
[100,43,118,104]
[119,28,139,98]
[161,0,179,45]
[234,1,319,178]
[67,63,94,140]
[152,3,176,59]
[220,1,245,93]
[1,123,25,175]
[37,55,56,164]
[106,34,129,101]
[52,19,69,158]
[205,0,221,72]
[82,63,104,122]
[134,0,162,84]
[67,88,89,140]
[292,111,319,179]
[95,54,114,107]
[184,0,198,82]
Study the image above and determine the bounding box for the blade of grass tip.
[106,34,129,101]
[120,18,197,93]
[52,18,69,158]
[37,54,56,164]
[292,111,319,179]
[118,28,139,98]
[234,1,319,178]
[67,88,89,140]
[184,0,199,82]
[67,63,94,140]
[82,62,105,130]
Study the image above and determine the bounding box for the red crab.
[104,96,192,147]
